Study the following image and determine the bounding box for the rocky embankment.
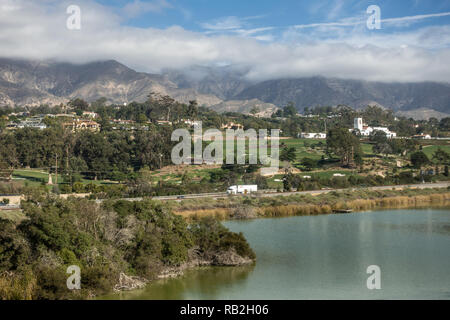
[159,247,254,279]
[114,273,148,292]
[115,247,255,291]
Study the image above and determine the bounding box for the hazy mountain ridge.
[234,77,450,114]
[396,108,450,120]
[163,65,252,100]
[0,58,449,119]
[209,99,279,116]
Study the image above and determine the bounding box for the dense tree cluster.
[1,97,450,197]
[326,127,362,167]
[369,131,419,157]
[0,197,255,299]
[0,126,174,180]
[282,168,446,192]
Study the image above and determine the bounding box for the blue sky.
[1,0,450,82]
[96,0,450,40]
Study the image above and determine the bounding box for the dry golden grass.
[0,271,36,300]
[176,208,231,221]
[174,192,450,220]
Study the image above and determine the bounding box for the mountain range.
[0,58,449,119]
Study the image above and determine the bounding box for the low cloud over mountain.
[0,58,449,119]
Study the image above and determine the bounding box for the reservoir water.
[106,209,450,300]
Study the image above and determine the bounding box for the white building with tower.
[352,118,396,139]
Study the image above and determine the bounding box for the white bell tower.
[354,118,363,131]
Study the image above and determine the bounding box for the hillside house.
[299,132,327,139]
[63,119,101,132]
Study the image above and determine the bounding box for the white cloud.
[200,15,274,40]
[383,11,450,27]
[201,16,243,31]
[0,0,449,83]
[294,11,450,29]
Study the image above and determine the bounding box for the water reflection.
[105,264,255,300]
[103,209,450,300]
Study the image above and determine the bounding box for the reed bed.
[258,193,450,218]
[176,208,232,221]
[173,191,450,220]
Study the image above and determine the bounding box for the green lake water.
[104,209,450,300]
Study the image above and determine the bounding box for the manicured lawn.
[12,169,53,187]
[282,138,326,161]
[422,145,450,159]
[361,143,374,155]
[12,169,119,188]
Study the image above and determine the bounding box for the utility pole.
[65,145,70,184]
[55,154,58,185]
[66,146,69,172]
[349,146,355,168]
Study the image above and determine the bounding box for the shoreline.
[105,247,255,296]
[102,190,450,297]
[102,203,450,299]
[173,190,450,221]
[258,193,450,219]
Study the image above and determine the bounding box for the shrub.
[59,184,72,194]
[219,232,256,260]
[0,269,36,300]
[190,217,255,259]
[232,206,256,219]
[1,197,256,299]
[72,182,85,194]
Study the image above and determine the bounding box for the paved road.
[96,182,450,203]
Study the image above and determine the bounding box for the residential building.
[7,119,47,130]
[181,119,202,128]
[156,120,173,126]
[300,132,327,139]
[412,133,432,140]
[63,119,101,132]
[221,122,244,130]
[82,111,99,119]
[352,118,396,138]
